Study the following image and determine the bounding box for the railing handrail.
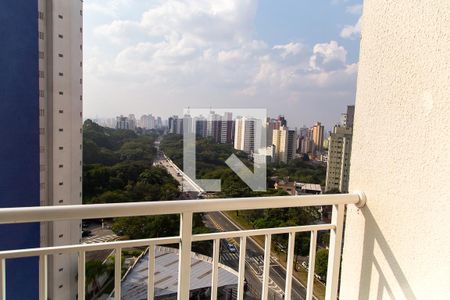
[0,192,364,224]
[0,192,367,300]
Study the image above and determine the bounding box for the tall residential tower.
[0,1,83,299]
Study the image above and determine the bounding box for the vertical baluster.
[237,236,247,300]
[262,234,272,300]
[147,244,155,300]
[39,254,47,300]
[284,232,296,300]
[211,239,220,299]
[115,248,122,299]
[306,231,318,300]
[325,204,345,300]
[178,212,193,300]
[78,250,86,300]
[0,258,5,300]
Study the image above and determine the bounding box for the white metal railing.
[0,192,366,300]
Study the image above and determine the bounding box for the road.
[156,150,310,300]
[82,224,118,261]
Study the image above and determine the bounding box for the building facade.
[325,126,353,192]
[311,122,324,153]
[234,117,255,154]
[272,127,298,164]
[0,1,83,299]
[38,1,83,299]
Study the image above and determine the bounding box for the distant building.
[325,126,353,192]
[128,114,137,130]
[276,115,287,128]
[266,119,274,147]
[139,114,156,129]
[345,105,355,128]
[311,122,324,153]
[299,136,313,154]
[220,112,234,144]
[274,179,297,195]
[234,117,255,153]
[116,115,133,130]
[194,116,208,137]
[168,116,179,134]
[296,183,322,195]
[207,111,222,143]
[340,105,355,127]
[156,116,163,128]
[272,127,297,163]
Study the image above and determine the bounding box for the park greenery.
[82,121,209,248]
[83,124,330,281]
[160,134,329,258]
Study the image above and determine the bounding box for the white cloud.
[309,41,347,71]
[85,0,358,127]
[273,42,303,59]
[340,17,361,39]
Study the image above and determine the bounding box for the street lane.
[156,149,310,300]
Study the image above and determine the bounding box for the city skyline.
[83,0,362,130]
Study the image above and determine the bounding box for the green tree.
[315,248,329,280]
[85,260,111,295]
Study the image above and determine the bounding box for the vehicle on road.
[302,261,309,270]
[227,243,237,253]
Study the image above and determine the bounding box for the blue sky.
[84,0,362,130]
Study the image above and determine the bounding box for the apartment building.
[234,117,255,154]
[325,126,353,192]
[272,127,298,164]
[0,1,83,299]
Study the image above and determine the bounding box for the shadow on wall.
[357,208,417,300]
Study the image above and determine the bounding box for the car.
[227,243,237,253]
[302,261,309,270]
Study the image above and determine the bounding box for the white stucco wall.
[340,1,450,299]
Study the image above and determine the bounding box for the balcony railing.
[0,192,366,300]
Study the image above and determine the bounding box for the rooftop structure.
[112,246,238,299]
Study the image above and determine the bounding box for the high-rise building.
[194,116,208,137]
[116,115,134,130]
[0,1,83,299]
[345,105,355,128]
[207,111,222,143]
[325,126,353,192]
[266,118,277,147]
[220,112,234,144]
[234,117,255,153]
[156,116,163,129]
[325,105,356,192]
[340,105,355,128]
[272,127,298,163]
[168,116,179,134]
[276,115,287,128]
[139,114,156,129]
[311,122,324,153]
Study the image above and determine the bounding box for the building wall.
[0,1,40,298]
[39,0,83,298]
[325,126,352,192]
[340,1,450,299]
